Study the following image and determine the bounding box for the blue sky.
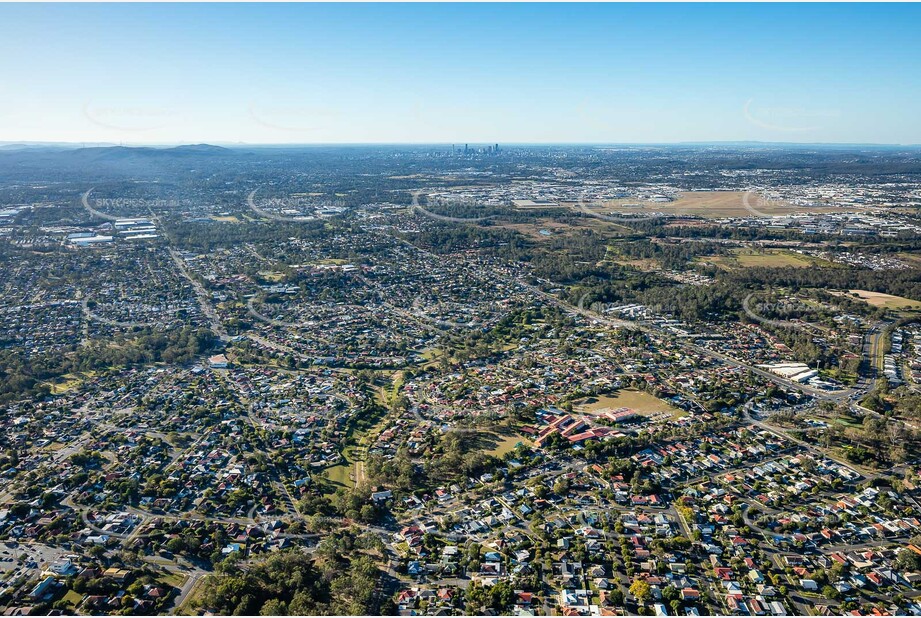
[1,3,919,145]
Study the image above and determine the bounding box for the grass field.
[604,245,661,270]
[447,427,531,457]
[700,248,821,270]
[324,462,354,488]
[897,252,921,268]
[160,571,187,588]
[44,371,97,394]
[62,590,85,609]
[324,374,403,489]
[568,191,857,219]
[314,258,350,265]
[496,217,632,239]
[574,389,685,420]
[48,376,84,394]
[608,258,661,271]
[733,249,815,268]
[486,432,530,456]
[846,289,921,310]
[257,271,287,282]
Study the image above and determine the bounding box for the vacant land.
[700,248,820,270]
[487,432,531,456]
[574,388,685,420]
[607,257,660,271]
[61,590,85,609]
[846,289,921,310]
[734,249,815,268]
[512,199,561,210]
[257,271,287,282]
[897,252,921,267]
[44,372,96,394]
[324,461,354,488]
[496,218,632,239]
[568,191,858,219]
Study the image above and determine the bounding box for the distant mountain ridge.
[0,142,233,154]
[0,142,244,182]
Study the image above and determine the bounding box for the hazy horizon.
[2,3,920,145]
[4,140,921,149]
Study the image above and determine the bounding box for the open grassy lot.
[574,388,685,420]
[257,271,287,282]
[324,461,354,488]
[61,590,85,609]
[43,371,98,394]
[486,431,531,456]
[496,217,633,239]
[699,248,823,270]
[159,570,187,588]
[47,376,84,394]
[446,427,531,457]
[568,191,859,219]
[846,289,921,310]
[733,249,815,267]
[607,257,661,271]
[897,252,921,267]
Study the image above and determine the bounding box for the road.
[741,403,880,480]
[170,565,206,615]
[166,246,228,341]
[864,320,893,382]
[520,279,870,406]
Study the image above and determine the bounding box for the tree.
[896,549,921,572]
[488,581,516,612]
[553,477,571,496]
[166,537,185,554]
[260,599,287,615]
[359,504,376,523]
[630,579,651,605]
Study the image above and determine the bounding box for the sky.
[1,3,920,145]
